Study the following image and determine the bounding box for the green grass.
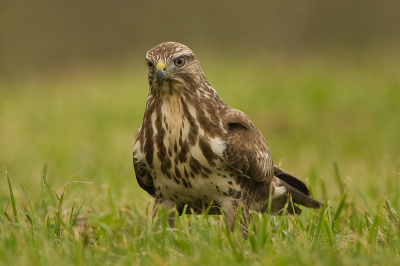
[1,53,400,265]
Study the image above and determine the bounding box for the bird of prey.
[133,42,321,234]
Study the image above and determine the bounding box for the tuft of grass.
[1,164,399,265]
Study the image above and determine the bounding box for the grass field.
[1,53,400,265]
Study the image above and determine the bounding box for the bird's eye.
[174,57,185,67]
[146,61,153,68]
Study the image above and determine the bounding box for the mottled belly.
[153,167,242,210]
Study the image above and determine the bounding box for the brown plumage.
[133,42,321,235]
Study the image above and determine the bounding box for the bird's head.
[145,42,206,96]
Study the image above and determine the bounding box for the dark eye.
[174,57,185,67]
[146,60,153,68]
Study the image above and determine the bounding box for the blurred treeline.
[1,0,400,79]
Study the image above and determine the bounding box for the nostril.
[156,62,166,72]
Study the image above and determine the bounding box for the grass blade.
[40,164,51,228]
[357,188,372,214]
[3,167,19,227]
[69,201,76,230]
[15,178,36,228]
[333,161,344,195]
[367,214,380,246]
[54,187,64,237]
[73,201,85,227]
[332,190,347,231]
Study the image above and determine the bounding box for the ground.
[0,52,400,265]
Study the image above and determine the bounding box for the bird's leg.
[152,197,176,228]
[219,199,236,232]
[167,211,176,228]
[220,199,250,238]
[239,204,250,239]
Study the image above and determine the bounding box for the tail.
[271,165,321,214]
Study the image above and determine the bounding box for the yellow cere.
[156,62,166,71]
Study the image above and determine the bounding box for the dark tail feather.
[274,165,322,210]
[281,180,322,209]
[274,165,311,196]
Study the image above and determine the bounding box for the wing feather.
[221,107,274,183]
[133,156,155,197]
[133,134,155,197]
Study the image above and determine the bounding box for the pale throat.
[159,94,188,143]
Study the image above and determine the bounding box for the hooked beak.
[157,69,165,87]
[156,62,166,87]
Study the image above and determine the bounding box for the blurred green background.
[2,0,400,77]
[1,1,400,212]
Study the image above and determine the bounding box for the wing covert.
[221,107,274,183]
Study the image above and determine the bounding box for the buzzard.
[133,42,321,234]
